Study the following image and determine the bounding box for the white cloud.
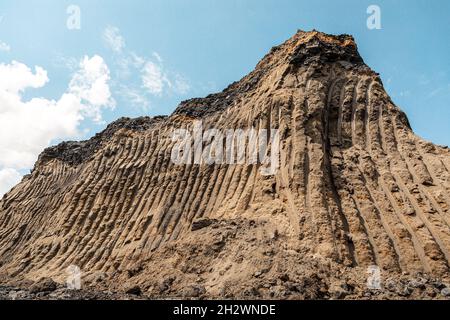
[118,86,150,110]
[0,56,114,196]
[399,90,411,97]
[131,52,146,68]
[103,26,191,104]
[103,26,125,53]
[114,52,146,79]
[140,57,191,96]
[428,87,442,98]
[141,61,166,95]
[53,54,79,71]
[173,74,191,95]
[0,168,22,197]
[0,61,48,94]
[0,40,10,52]
[152,52,163,63]
[69,55,115,121]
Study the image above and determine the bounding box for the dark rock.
[290,33,363,67]
[384,279,397,292]
[425,288,437,298]
[29,278,58,294]
[125,285,142,296]
[279,274,290,282]
[191,218,216,231]
[182,285,206,298]
[37,116,166,166]
[408,279,426,290]
[441,287,450,297]
[330,282,351,299]
[284,282,299,292]
[432,280,446,290]
[158,277,175,294]
[242,287,260,297]
[398,286,413,297]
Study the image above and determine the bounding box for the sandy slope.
[0,31,449,299]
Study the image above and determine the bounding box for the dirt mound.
[0,30,449,299]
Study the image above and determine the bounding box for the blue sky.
[0,0,449,194]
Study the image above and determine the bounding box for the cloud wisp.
[103,26,125,53]
[0,40,10,52]
[102,26,190,110]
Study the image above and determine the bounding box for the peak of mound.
[175,31,366,118]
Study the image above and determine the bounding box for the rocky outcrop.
[36,116,167,166]
[0,30,449,299]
